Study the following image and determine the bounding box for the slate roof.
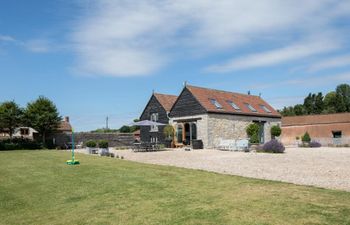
[154,93,178,112]
[185,85,281,118]
[282,113,350,126]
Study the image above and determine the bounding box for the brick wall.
[281,123,350,146]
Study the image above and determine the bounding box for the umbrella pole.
[66,128,80,165]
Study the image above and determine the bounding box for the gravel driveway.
[110,147,350,191]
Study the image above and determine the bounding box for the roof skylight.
[260,105,272,113]
[210,99,222,109]
[244,103,257,112]
[227,100,240,110]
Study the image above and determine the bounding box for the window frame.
[150,113,159,132]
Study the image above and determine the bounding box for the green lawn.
[1,151,350,225]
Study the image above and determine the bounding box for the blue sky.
[1,0,350,131]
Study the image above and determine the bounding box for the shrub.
[0,138,41,150]
[246,123,260,137]
[163,125,174,140]
[246,123,260,144]
[249,133,260,144]
[309,141,321,148]
[262,139,285,153]
[4,143,17,150]
[98,140,109,148]
[270,125,281,138]
[301,132,311,143]
[86,140,97,148]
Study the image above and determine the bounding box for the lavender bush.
[309,141,321,148]
[262,139,285,153]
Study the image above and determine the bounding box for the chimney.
[64,116,69,123]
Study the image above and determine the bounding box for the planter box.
[99,148,109,156]
[86,147,98,154]
[192,140,203,149]
[164,139,172,148]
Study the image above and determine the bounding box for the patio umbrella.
[129,120,166,126]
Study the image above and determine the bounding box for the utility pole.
[106,116,109,130]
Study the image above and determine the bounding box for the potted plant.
[85,140,97,154]
[163,125,174,148]
[270,125,281,140]
[246,123,260,151]
[301,132,311,147]
[98,140,109,156]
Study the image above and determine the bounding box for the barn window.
[332,131,342,138]
[20,128,29,135]
[150,113,159,132]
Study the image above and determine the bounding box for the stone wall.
[52,132,135,148]
[169,114,209,146]
[170,113,281,148]
[207,114,281,148]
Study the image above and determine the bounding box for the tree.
[0,101,23,138]
[303,93,314,114]
[323,91,337,113]
[314,92,324,114]
[24,96,61,144]
[129,118,140,133]
[293,104,305,115]
[336,84,350,111]
[335,93,347,113]
[119,125,131,133]
[270,125,281,138]
[279,106,295,116]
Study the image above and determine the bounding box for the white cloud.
[250,72,350,90]
[71,0,350,77]
[265,96,304,109]
[23,39,53,53]
[205,37,340,72]
[0,35,16,42]
[307,54,350,72]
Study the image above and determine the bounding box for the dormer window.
[227,100,240,111]
[260,105,271,113]
[210,99,222,109]
[245,103,257,112]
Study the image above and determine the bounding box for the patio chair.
[227,140,237,151]
[76,142,83,149]
[217,139,232,150]
[236,139,249,151]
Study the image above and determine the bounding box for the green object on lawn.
[66,128,80,165]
